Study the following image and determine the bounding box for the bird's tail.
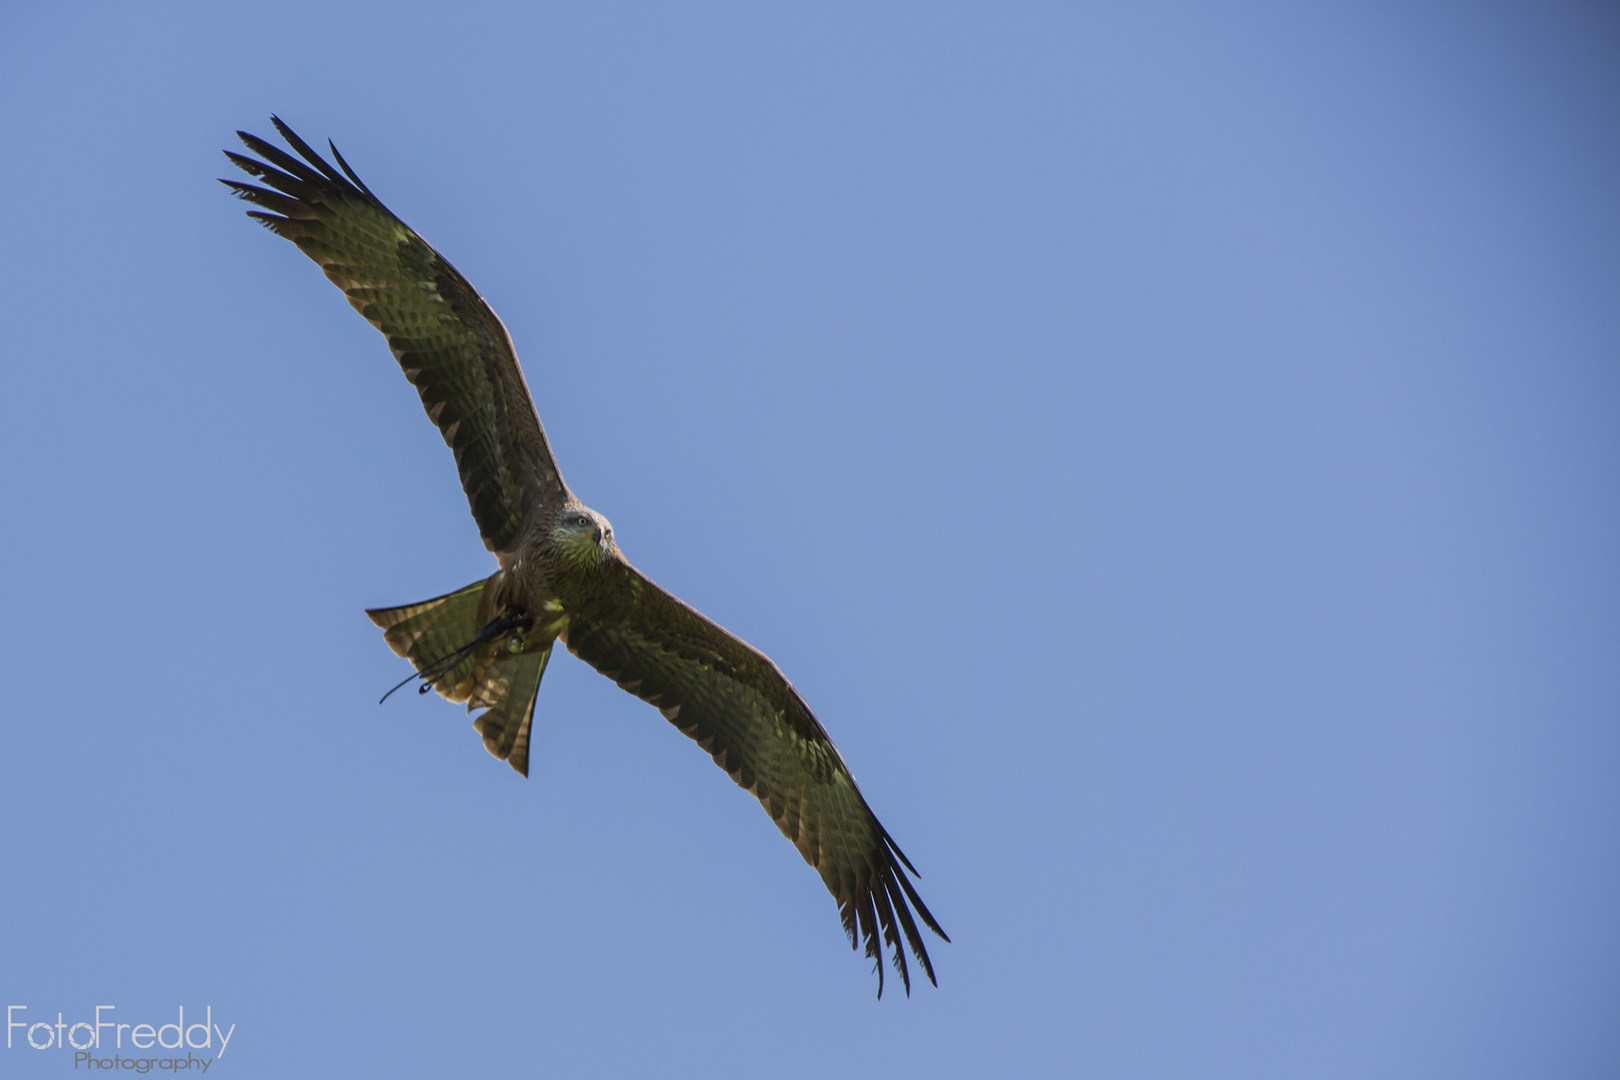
[367,581,491,703]
[366,581,550,777]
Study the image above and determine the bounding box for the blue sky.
[2,2,1617,1077]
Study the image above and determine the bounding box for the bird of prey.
[223,118,947,995]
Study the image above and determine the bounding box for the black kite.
[223,119,947,995]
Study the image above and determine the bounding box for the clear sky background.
[2,2,1617,1077]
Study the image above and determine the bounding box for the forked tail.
[367,581,551,777]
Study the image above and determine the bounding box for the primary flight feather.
[223,118,947,995]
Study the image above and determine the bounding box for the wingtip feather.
[328,139,380,200]
[270,115,345,183]
[869,878,913,997]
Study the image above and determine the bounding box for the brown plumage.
[224,118,947,995]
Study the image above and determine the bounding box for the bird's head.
[551,505,616,565]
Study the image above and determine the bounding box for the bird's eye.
[577,516,590,527]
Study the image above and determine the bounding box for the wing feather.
[562,559,948,995]
[223,118,566,556]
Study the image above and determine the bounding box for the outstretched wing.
[222,118,566,557]
[561,559,949,996]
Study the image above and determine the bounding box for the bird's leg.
[469,610,534,647]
